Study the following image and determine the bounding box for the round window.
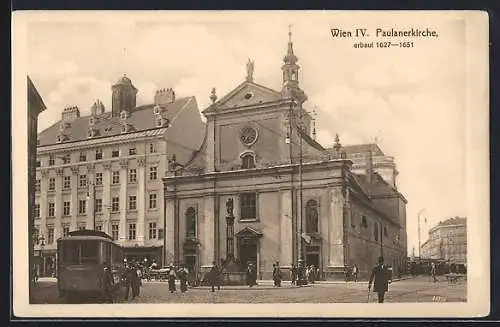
[244,92,253,100]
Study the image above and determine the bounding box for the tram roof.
[60,229,114,241]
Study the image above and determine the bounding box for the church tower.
[111,74,138,117]
[281,26,307,103]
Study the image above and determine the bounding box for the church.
[163,30,408,280]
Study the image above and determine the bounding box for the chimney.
[61,106,81,123]
[365,149,373,184]
[154,88,176,106]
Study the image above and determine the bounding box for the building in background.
[34,75,205,275]
[163,31,408,280]
[28,76,47,295]
[420,216,467,265]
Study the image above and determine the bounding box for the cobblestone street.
[32,276,466,304]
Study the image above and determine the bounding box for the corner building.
[163,33,408,280]
[35,76,204,276]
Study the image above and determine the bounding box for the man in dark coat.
[102,262,114,303]
[132,262,141,298]
[168,264,177,293]
[209,261,221,292]
[273,262,282,287]
[369,256,392,303]
[178,265,188,293]
[124,263,138,300]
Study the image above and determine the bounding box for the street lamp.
[38,235,45,277]
[417,208,426,257]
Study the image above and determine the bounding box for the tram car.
[57,229,126,299]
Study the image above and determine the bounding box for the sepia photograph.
[12,10,489,318]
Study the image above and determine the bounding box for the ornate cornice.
[55,168,64,176]
[119,159,129,169]
[137,158,146,167]
[70,166,79,175]
[86,163,95,172]
[103,162,112,170]
[40,169,49,177]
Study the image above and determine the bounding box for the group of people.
[165,264,190,293]
[289,262,318,286]
[345,264,360,282]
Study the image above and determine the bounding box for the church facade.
[163,32,408,280]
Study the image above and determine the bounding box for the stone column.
[201,194,215,267]
[86,164,95,230]
[225,199,235,261]
[54,168,64,240]
[328,186,345,268]
[119,160,128,243]
[39,169,49,240]
[102,162,112,235]
[70,166,79,231]
[279,189,293,268]
[137,158,146,243]
[165,195,176,265]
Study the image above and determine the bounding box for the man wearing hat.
[368,256,392,303]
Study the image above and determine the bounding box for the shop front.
[123,246,163,267]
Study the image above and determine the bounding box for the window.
[129,195,137,210]
[81,241,98,262]
[36,160,41,168]
[63,226,70,237]
[351,212,356,228]
[241,153,256,169]
[149,222,157,239]
[34,204,40,218]
[35,179,41,192]
[305,199,319,234]
[374,222,379,242]
[95,172,103,185]
[47,228,54,244]
[129,148,136,155]
[78,199,86,214]
[149,143,156,153]
[128,223,136,240]
[33,228,39,244]
[62,154,71,164]
[156,118,163,127]
[79,174,87,187]
[111,224,119,240]
[240,193,257,220]
[361,215,368,228]
[95,199,102,213]
[78,225,86,230]
[48,202,55,217]
[95,225,102,231]
[49,155,55,166]
[63,176,71,189]
[185,207,196,238]
[112,149,120,157]
[79,152,87,162]
[112,197,119,212]
[158,228,164,240]
[112,171,120,184]
[129,169,137,183]
[48,178,55,191]
[95,149,103,160]
[63,201,71,216]
[149,166,157,180]
[149,193,157,209]
[384,226,388,237]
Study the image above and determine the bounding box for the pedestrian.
[368,256,392,303]
[209,261,221,292]
[352,264,359,282]
[168,264,177,293]
[309,265,316,284]
[272,263,282,287]
[276,262,282,287]
[124,262,137,300]
[290,264,297,286]
[102,262,114,303]
[132,262,141,297]
[431,262,437,282]
[179,265,188,293]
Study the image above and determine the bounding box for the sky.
[26,12,467,255]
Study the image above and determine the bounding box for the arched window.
[374,222,379,242]
[305,199,319,234]
[185,207,196,238]
[241,153,256,169]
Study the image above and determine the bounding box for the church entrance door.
[238,238,258,269]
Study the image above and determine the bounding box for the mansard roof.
[37,96,195,146]
[342,143,385,156]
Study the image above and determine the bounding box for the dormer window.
[121,124,127,133]
[87,128,97,138]
[56,135,63,143]
[153,105,161,115]
[156,117,163,127]
[89,117,95,126]
[241,152,256,169]
[120,111,128,120]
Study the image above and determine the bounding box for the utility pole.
[417,208,425,257]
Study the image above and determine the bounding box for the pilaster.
[137,158,146,243]
[201,195,215,266]
[54,168,64,241]
[119,160,128,242]
[70,166,79,231]
[279,189,293,267]
[103,162,112,234]
[39,169,49,238]
[86,164,95,230]
[328,186,345,268]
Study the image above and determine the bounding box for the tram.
[57,229,126,299]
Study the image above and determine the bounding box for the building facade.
[34,76,205,276]
[28,76,47,295]
[420,216,467,265]
[163,33,408,280]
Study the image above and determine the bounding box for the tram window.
[63,242,80,264]
[81,241,99,263]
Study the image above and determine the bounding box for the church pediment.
[235,226,263,238]
[204,81,282,113]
